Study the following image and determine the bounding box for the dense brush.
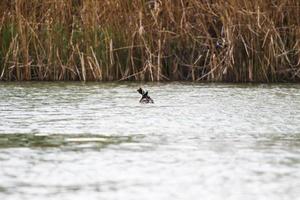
[0,0,299,82]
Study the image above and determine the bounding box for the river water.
[0,82,300,200]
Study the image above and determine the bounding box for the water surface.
[0,82,300,200]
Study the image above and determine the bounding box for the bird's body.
[137,88,154,104]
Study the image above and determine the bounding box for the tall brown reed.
[0,0,299,82]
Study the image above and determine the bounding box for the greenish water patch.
[0,133,135,149]
[0,186,6,193]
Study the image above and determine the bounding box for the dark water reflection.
[0,133,135,149]
[0,82,300,200]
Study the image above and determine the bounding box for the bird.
[137,88,154,104]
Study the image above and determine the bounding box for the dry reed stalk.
[90,47,102,80]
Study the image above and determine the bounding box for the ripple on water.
[0,82,300,200]
[0,133,136,150]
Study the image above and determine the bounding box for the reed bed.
[0,0,299,82]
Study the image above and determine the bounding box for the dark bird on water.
[137,88,154,104]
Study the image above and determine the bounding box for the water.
[0,82,300,200]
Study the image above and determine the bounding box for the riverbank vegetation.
[0,0,300,82]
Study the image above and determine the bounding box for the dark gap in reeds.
[0,0,299,82]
